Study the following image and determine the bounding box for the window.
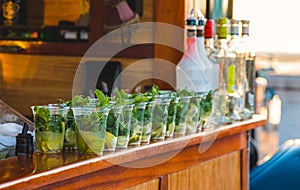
[234,0,300,54]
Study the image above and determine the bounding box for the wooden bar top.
[0,115,266,189]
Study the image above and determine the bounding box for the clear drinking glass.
[63,107,76,150]
[47,103,76,150]
[104,104,123,152]
[72,107,110,156]
[128,102,147,146]
[173,96,191,136]
[141,100,156,144]
[32,105,67,154]
[116,104,134,148]
[151,98,171,140]
[185,95,201,134]
[165,96,179,138]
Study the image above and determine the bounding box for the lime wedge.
[117,135,128,147]
[80,131,104,154]
[47,132,64,151]
[65,128,76,143]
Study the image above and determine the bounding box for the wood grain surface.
[0,116,266,190]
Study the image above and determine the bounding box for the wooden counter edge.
[0,115,266,189]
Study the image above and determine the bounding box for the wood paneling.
[0,54,154,118]
[0,53,81,118]
[124,179,159,190]
[43,0,81,25]
[154,0,185,89]
[168,151,241,190]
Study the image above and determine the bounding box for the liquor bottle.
[211,17,241,123]
[228,19,246,120]
[196,18,219,90]
[176,17,211,92]
[240,20,256,119]
[228,19,241,52]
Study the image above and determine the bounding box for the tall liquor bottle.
[196,18,219,90]
[240,20,256,118]
[211,17,241,123]
[228,19,246,120]
[176,17,211,92]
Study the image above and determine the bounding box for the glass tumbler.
[173,96,191,136]
[141,100,156,144]
[151,98,171,140]
[104,104,123,152]
[128,102,147,146]
[185,95,201,134]
[32,105,67,154]
[165,96,179,138]
[116,104,134,148]
[72,107,110,156]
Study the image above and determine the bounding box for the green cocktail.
[165,96,179,138]
[116,104,134,148]
[151,98,170,140]
[72,107,109,155]
[173,96,191,136]
[32,105,67,154]
[104,104,123,152]
[186,95,201,134]
[128,102,146,146]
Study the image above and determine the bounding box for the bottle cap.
[186,17,197,26]
[204,19,214,38]
[197,19,205,26]
[230,19,240,25]
[241,20,250,25]
[217,18,228,39]
[230,19,240,35]
[205,19,214,27]
[241,20,250,35]
[15,123,34,156]
[217,17,228,25]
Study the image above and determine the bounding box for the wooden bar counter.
[0,115,266,190]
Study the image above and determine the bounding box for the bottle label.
[187,29,196,38]
[196,29,204,37]
[227,65,236,93]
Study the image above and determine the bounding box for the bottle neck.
[229,34,241,45]
[217,25,228,40]
[186,37,197,51]
[242,27,250,37]
[216,21,229,50]
[196,25,204,38]
[184,28,205,69]
[196,28,205,47]
[196,33,208,56]
[242,33,249,40]
[205,38,214,49]
[187,25,197,38]
[186,26,197,53]
[216,38,228,48]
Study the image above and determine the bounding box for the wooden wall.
[0,53,154,119]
